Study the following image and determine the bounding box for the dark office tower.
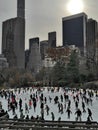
[2,0,25,69]
[27,38,42,75]
[40,40,48,60]
[62,12,87,55]
[48,32,56,48]
[17,0,25,18]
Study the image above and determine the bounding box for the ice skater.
[51,112,55,121]
[25,103,29,114]
[82,101,86,112]
[75,108,82,121]
[66,108,72,119]
[87,108,93,120]
[45,105,50,115]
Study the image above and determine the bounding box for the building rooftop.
[62,12,87,21]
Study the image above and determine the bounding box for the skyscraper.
[48,32,56,48]
[62,12,87,54]
[17,0,25,18]
[27,38,42,75]
[86,18,98,71]
[2,0,25,69]
[25,49,30,69]
[86,19,98,56]
[40,40,48,60]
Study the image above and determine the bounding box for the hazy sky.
[0,0,98,53]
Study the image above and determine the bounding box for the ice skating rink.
[0,87,98,122]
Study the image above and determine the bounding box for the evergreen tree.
[67,50,80,83]
[51,59,67,86]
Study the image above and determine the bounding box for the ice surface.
[0,87,98,122]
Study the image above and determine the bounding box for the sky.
[0,0,98,53]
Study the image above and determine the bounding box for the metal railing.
[0,118,98,130]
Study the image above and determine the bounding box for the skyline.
[0,0,98,53]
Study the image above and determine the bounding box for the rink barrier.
[0,119,98,130]
[0,113,8,119]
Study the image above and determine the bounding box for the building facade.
[40,40,49,60]
[2,0,25,69]
[0,54,9,69]
[27,38,42,75]
[48,32,56,48]
[86,18,98,72]
[62,12,87,55]
[86,19,98,58]
[25,49,30,69]
[17,0,25,18]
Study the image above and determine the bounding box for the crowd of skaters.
[0,87,98,122]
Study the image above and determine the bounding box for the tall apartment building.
[40,40,49,60]
[17,0,25,18]
[86,19,98,57]
[62,12,87,55]
[2,0,25,69]
[27,38,42,75]
[48,32,56,48]
[86,18,98,72]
